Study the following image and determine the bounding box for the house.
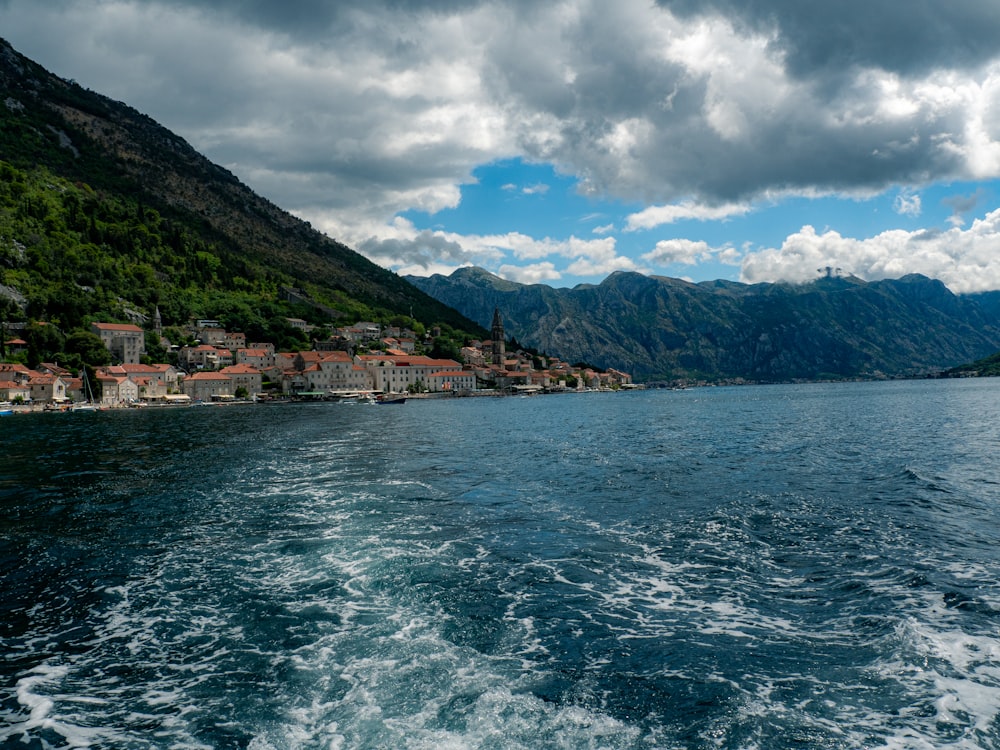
[118,363,184,391]
[178,344,228,371]
[426,370,477,393]
[28,374,68,404]
[236,348,275,370]
[219,364,262,396]
[223,331,247,352]
[38,362,72,378]
[0,378,30,402]
[0,363,34,384]
[96,374,139,406]
[182,371,233,401]
[196,327,227,346]
[460,346,486,367]
[91,322,146,365]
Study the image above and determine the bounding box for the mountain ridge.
[407,267,1000,383]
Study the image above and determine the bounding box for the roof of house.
[92,322,144,333]
[220,364,262,374]
[186,371,232,381]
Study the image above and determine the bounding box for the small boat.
[376,394,406,405]
[72,368,99,411]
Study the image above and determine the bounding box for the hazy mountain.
[407,267,1000,382]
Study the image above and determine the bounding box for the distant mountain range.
[408,267,1000,383]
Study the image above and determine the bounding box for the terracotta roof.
[92,322,143,332]
[186,372,231,381]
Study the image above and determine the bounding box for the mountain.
[407,267,1000,383]
[0,38,480,337]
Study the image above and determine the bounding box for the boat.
[376,394,406,405]
[72,368,99,411]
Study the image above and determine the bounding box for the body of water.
[3,379,1000,748]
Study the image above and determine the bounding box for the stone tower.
[491,307,506,366]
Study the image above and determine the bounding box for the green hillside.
[0,38,483,358]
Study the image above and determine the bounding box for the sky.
[5,1,1000,293]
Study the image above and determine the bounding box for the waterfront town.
[0,309,634,411]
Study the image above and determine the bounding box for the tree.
[24,322,65,368]
[64,330,111,368]
[430,336,461,361]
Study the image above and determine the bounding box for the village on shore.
[1,309,637,414]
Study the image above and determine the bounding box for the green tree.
[430,336,461,361]
[64,330,111,368]
[24,322,65,368]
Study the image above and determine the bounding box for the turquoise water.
[3,380,1000,748]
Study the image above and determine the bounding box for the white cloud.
[566,255,641,277]
[626,201,753,231]
[740,210,1000,293]
[642,238,730,266]
[592,223,615,235]
[498,262,562,284]
[522,183,550,195]
[893,190,921,217]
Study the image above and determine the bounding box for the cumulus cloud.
[740,211,1000,293]
[498,262,562,284]
[642,238,739,267]
[6,0,1000,287]
[893,190,922,217]
[626,201,753,231]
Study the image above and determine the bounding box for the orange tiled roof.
[93,322,143,332]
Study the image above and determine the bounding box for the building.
[28,374,68,404]
[178,344,230,371]
[359,354,463,394]
[96,375,140,406]
[236,348,275,370]
[182,371,233,401]
[219,364,263,396]
[426,369,477,393]
[0,377,30,402]
[91,322,145,365]
[490,308,506,366]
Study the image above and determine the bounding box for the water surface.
[3,380,1000,748]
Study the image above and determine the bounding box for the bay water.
[3,379,1000,749]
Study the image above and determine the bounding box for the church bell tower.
[491,307,506,366]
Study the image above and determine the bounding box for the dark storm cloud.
[5,0,1000,282]
[660,0,1000,78]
